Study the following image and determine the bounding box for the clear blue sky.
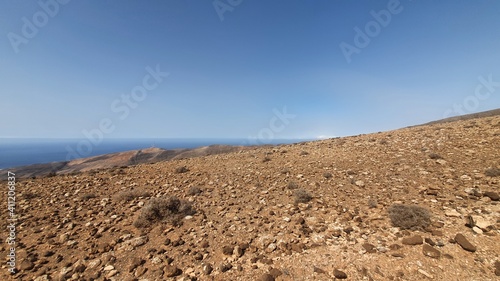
[1,0,499,139]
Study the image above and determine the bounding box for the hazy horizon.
[1,1,500,140]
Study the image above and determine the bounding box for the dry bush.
[485,167,500,177]
[134,196,195,228]
[388,204,431,230]
[80,193,97,200]
[323,172,333,179]
[294,188,312,204]
[368,199,378,209]
[114,189,151,202]
[287,181,299,190]
[281,168,290,174]
[428,153,443,160]
[187,186,203,196]
[23,192,39,200]
[175,166,189,173]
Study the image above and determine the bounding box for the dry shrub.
[23,192,39,200]
[80,193,97,200]
[388,204,431,230]
[294,188,312,204]
[175,166,189,173]
[485,167,500,177]
[428,153,443,160]
[134,196,195,228]
[187,186,203,196]
[114,189,151,201]
[323,172,333,179]
[287,181,299,190]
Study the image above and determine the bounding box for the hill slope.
[1,115,499,280]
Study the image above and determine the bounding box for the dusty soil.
[1,115,500,281]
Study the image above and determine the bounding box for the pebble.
[333,269,348,279]
[454,233,476,252]
[445,209,461,217]
[483,191,499,201]
[202,263,213,275]
[164,264,181,277]
[259,273,275,281]
[418,268,434,279]
[402,235,423,245]
[422,244,441,259]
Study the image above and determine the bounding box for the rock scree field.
[1,113,500,280]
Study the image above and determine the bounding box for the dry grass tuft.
[134,196,195,228]
[485,167,500,177]
[294,188,312,204]
[388,204,431,230]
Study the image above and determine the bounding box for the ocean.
[0,138,308,170]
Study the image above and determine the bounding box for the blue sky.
[1,0,499,139]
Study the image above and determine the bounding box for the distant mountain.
[1,145,248,180]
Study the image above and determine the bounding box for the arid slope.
[1,115,499,281]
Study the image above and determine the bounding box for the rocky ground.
[1,114,500,281]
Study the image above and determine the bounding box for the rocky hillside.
[1,114,500,280]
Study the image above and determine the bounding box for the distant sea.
[0,138,309,170]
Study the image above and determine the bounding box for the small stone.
[34,275,50,281]
[355,180,365,187]
[222,245,234,255]
[454,233,476,252]
[202,263,213,275]
[418,269,434,279]
[436,159,447,165]
[59,233,69,243]
[422,244,441,259]
[200,240,209,248]
[313,266,326,274]
[106,270,118,278]
[128,257,144,272]
[74,263,86,273]
[103,265,114,271]
[362,243,376,253]
[402,235,423,245]
[472,226,483,234]
[424,238,436,246]
[20,260,35,271]
[259,273,275,281]
[219,263,232,272]
[269,268,282,278]
[484,191,500,201]
[164,264,182,277]
[87,259,101,269]
[494,260,500,276]
[333,269,348,279]
[445,209,461,217]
